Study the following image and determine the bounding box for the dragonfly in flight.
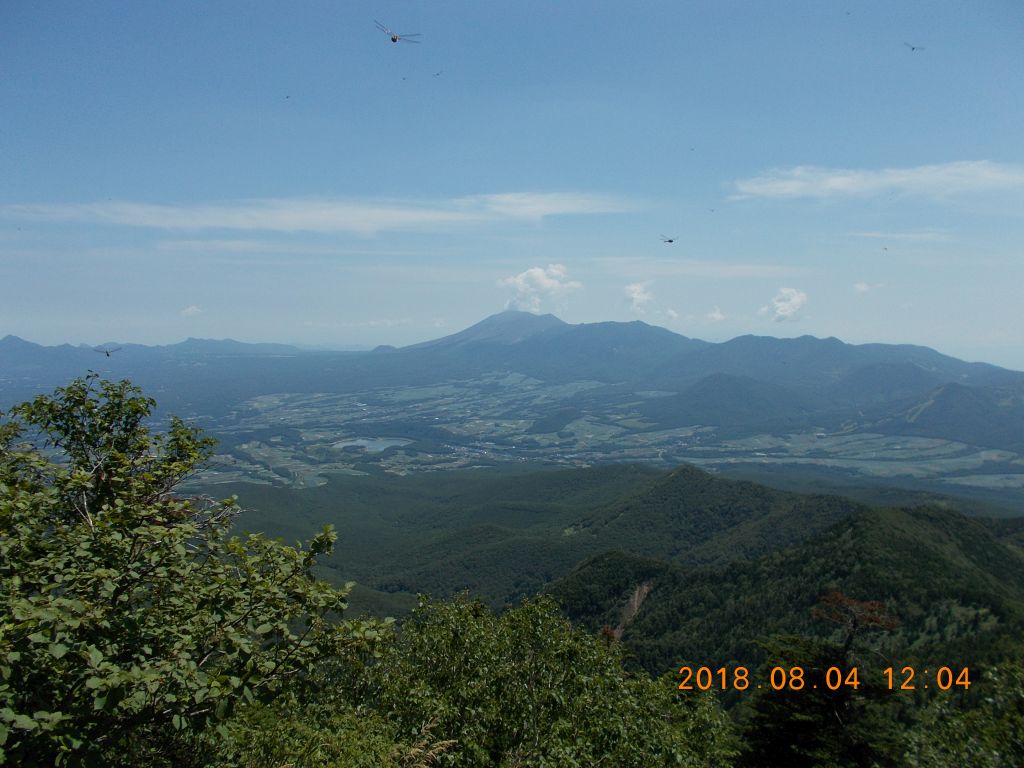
[375,20,421,44]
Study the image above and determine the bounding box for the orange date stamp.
[677,665,971,692]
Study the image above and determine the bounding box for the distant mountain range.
[4,311,1022,455]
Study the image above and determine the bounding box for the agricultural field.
[185,373,1024,511]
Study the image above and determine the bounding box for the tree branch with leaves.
[0,375,390,767]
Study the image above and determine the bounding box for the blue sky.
[2,1,1023,368]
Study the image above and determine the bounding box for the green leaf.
[48,643,69,659]
[215,698,230,720]
[12,714,37,731]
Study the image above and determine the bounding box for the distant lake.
[332,437,413,453]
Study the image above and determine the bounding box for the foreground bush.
[0,376,386,766]
[905,662,1024,768]
[361,594,738,767]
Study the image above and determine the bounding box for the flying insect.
[94,347,122,357]
[375,20,421,44]
[661,235,677,244]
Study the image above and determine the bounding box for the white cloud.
[157,238,359,255]
[625,282,654,313]
[760,287,807,321]
[179,305,202,317]
[733,160,1024,200]
[471,192,632,219]
[666,308,679,320]
[851,230,950,242]
[2,192,633,235]
[853,282,883,294]
[499,264,582,312]
[706,306,726,322]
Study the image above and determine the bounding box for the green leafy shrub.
[905,662,1024,768]
[363,594,737,767]
[0,375,388,766]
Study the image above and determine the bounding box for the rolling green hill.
[210,457,1024,721]
[871,382,1024,453]
[222,462,867,612]
[219,461,1022,653]
[563,464,865,564]
[549,504,1024,677]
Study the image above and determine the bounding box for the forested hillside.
[550,505,1024,675]
[221,462,868,612]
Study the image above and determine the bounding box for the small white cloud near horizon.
[853,282,884,294]
[666,308,679,320]
[179,305,202,317]
[733,160,1024,200]
[500,264,582,313]
[760,288,807,322]
[625,282,654,313]
[706,306,726,322]
[851,229,950,242]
